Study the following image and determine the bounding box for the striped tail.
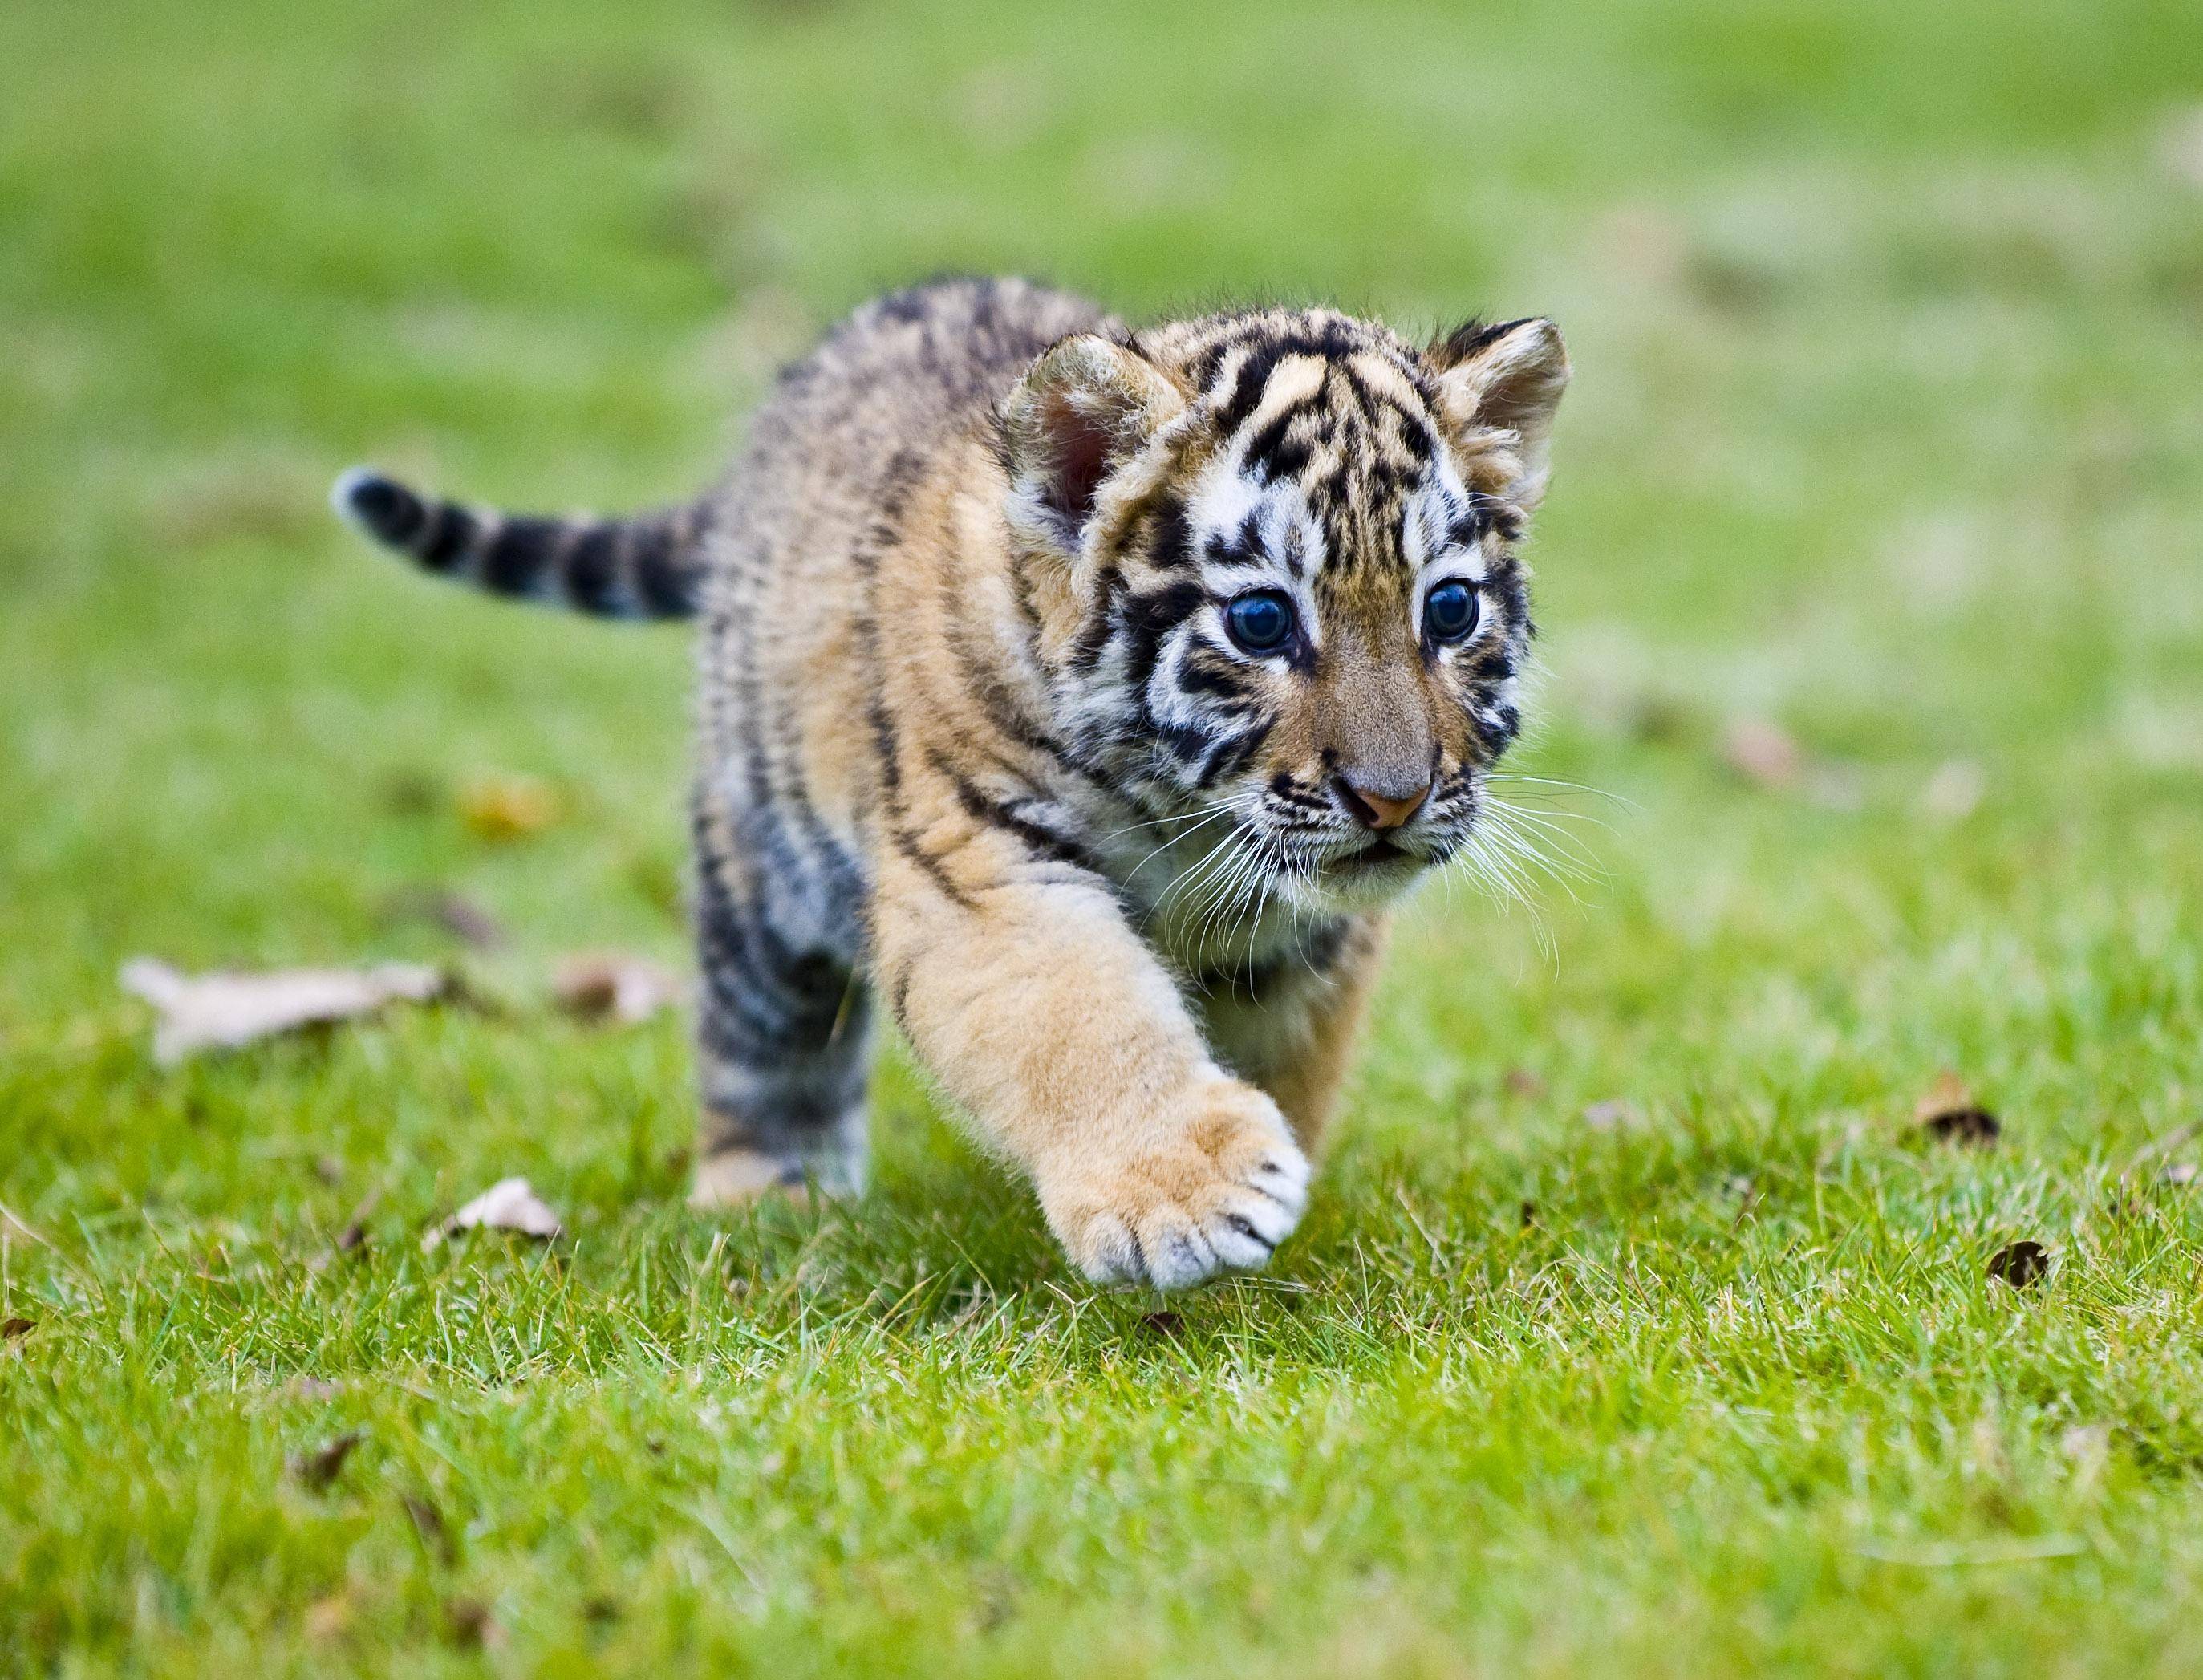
[331,468,708,620]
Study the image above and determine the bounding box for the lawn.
[5,0,2203,1672]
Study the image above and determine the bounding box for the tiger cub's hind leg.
[688,811,873,1208]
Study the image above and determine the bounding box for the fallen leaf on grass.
[404,1494,453,1560]
[1138,1311,1184,1337]
[2159,105,2203,192]
[380,768,443,816]
[457,773,560,842]
[423,1177,565,1251]
[382,887,509,951]
[1917,1072,2001,1147]
[289,1430,362,1491]
[330,1187,382,1259]
[1722,718,1864,809]
[1987,1240,2051,1289]
[2061,1422,2110,1466]
[553,954,688,1025]
[306,1594,353,1641]
[2,1317,33,1340]
[1919,758,1986,823]
[1723,719,1803,789]
[444,1598,505,1650]
[121,958,444,1065]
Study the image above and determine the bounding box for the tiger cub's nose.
[1333,770,1431,831]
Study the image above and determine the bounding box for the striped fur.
[332,469,709,619]
[335,277,1570,1290]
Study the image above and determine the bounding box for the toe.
[1219,1186,1296,1249]
[1138,1214,1221,1291]
[1203,1211,1277,1271]
[1077,1213,1143,1284]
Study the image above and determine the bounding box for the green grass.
[6,0,2203,1671]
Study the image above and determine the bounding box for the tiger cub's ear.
[1002,335,1186,561]
[1426,318,1570,513]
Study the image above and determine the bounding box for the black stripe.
[1214,343,1288,435]
[1146,493,1194,570]
[1194,720,1271,789]
[1068,567,1126,674]
[631,524,693,617]
[481,517,562,598]
[935,756,1110,879]
[416,503,477,574]
[1208,322,1361,433]
[565,526,620,613]
[890,822,974,909]
[1241,402,1312,482]
[943,607,1118,793]
[349,474,427,545]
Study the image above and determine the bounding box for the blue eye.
[1224,590,1296,655]
[1424,579,1480,643]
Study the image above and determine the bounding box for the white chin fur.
[1277,855,1427,915]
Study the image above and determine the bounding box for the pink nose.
[1335,773,1430,831]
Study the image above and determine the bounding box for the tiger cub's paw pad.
[1044,1084,1311,1292]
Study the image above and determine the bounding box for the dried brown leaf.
[404,1493,453,1560]
[121,958,444,1064]
[289,1430,362,1491]
[1580,1099,1636,1131]
[332,1186,380,1257]
[2159,105,2203,192]
[380,768,442,816]
[1987,1240,2050,1289]
[1920,758,1987,823]
[444,1598,505,1649]
[1723,719,1803,789]
[553,953,688,1025]
[1916,1071,2000,1146]
[456,773,560,842]
[424,1177,565,1251]
[383,887,509,951]
[1139,1310,1184,1337]
[306,1593,353,1641]
[1926,1108,2001,1146]
[1914,1070,1972,1121]
[1,1317,33,1340]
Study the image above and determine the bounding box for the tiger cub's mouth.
[1334,837,1409,870]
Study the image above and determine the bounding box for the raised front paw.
[1039,1080,1312,1291]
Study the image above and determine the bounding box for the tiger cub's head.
[1002,306,1568,913]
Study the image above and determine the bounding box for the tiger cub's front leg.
[871,840,1311,1291]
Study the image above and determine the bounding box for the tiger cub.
[335,277,1568,1290]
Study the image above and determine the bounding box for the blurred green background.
[5,0,2203,1674]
